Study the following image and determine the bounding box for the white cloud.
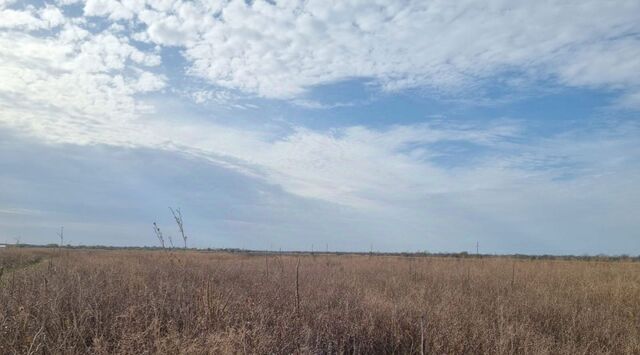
[291,99,362,110]
[187,89,238,105]
[146,14,191,45]
[557,37,640,90]
[0,207,43,216]
[75,0,640,101]
[7,0,638,104]
[133,71,166,92]
[83,0,141,20]
[0,5,65,30]
[0,5,166,134]
[0,0,15,9]
[137,1,219,46]
[38,5,66,27]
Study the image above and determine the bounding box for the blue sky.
[1,0,639,254]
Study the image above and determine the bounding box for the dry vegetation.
[1,248,639,354]
[0,248,57,271]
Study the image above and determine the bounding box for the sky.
[0,0,639,254]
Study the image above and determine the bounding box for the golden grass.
[1,248,639,354]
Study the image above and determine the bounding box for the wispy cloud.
[1,124,638,253]
[0,207,42,216]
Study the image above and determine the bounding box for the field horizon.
[3,243,639,261]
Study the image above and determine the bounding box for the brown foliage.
[1,249,639,354]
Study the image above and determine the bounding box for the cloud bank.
[78,0,640,100]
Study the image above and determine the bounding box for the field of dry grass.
[1,248,639,354]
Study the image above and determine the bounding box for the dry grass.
[0,248,56,270]
[1,248,639,354]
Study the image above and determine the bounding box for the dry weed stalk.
[169,207,187,249]
[152,222,165,249]
[420,315,425,355]
[295,256,300,314]
[57,226,64,248]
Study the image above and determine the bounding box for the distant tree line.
[6,243,639,262]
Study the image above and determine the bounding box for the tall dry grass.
[1,248,639,354]
[0,248,57,270]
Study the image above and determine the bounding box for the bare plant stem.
[152,223,165,249]
[420,315,425,355]
[57,226,64,253]
[169,207,187,249]
[26,325,45,355]
[295,257,300,313]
